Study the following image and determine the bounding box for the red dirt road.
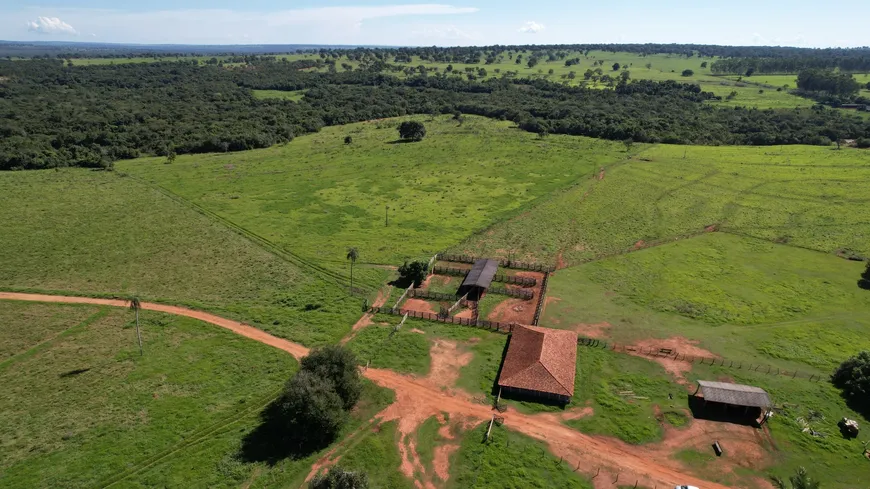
[0,292,735,489]
[0,292,310,360]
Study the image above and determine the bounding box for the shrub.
[301,345,362,411]
[681,69,694,77]
[398,121,426,141]
[310,467,369,489]
[398,260,428,287]
[344,136,353,145]
[831,351,870,408]
[275,370,347,450]
[856,138,870,149]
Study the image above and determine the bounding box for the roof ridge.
[536,359,571,396]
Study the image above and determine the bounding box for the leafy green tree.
[346,247,358,293]
[701,61,708,68]
[276,370,346,449]
[128,296,143,356]
[612,62,620,71]
[527,57,539,69]
[398,260,428,288]
[398,121,426,141]
[309,467,369,489]
[682,69,694,77]
[645,62,652,69]
[831,350,870,408]
[623,138,634,152]
[344,136,352,145]
[165,151,176,164]
[301,345,362,410]
[856,138,870,149]
[771,467,820,489]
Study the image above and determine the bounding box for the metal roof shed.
[694,381,772,408]
[458,259,498,300]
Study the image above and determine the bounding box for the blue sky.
[2,0,868,47]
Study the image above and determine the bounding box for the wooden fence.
[431,266,537,286]
[436,253,555,273]
[408,289,456,302]
[368,306,515,334]
[532,271,550,326]
[489,286,534,300]
[577,337,825,382]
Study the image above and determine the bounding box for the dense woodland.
[2,56,869,170]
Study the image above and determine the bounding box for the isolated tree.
[301,345,362,410]
[397,260,428,288]
[276,370,346,449]
[771,467,820,489]
[309,467,369,489]
[612,62,620,71]
[682,69,694,77]
[398,121,426,141]
[619,71,630,82]
[344,135,353,145]
[165,151,177,165]
[832,351,870,411]
[623,138,634,152]
[128,296,143,356]
[700,61,708,68]
[645,62,652,70]
[346,247,359,293]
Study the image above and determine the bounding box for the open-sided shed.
[692,380,772,424]
[457,258,498,300]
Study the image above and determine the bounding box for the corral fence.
[368,306,515,334]
[436,253,555,273]
[410,286,533,301]
[532,271,550,326]
[578,337,825,382]
[431,266,537,287]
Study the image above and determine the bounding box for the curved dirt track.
[0,292,310,359]
[1,292,731,489]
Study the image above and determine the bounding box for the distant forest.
[2,55,869,170]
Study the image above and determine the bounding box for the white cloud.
[518,21,545,34]
[27,16,78,35]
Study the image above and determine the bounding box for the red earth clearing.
[340,286,392,345]
[572,322,612,339]
[402,298,438,315]
[625,336,718,385]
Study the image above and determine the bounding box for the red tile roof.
[498,325,578,397]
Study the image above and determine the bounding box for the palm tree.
[129,296,143,356]
[771,467,820,489]
[346,247,359,295]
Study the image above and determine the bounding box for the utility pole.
[385,205,389,227]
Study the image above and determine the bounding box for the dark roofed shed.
[457,259,498,300]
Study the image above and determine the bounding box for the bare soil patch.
[410,328,426,335]
[454,308,473,319]
[487,298,534,325]
[572,322,612,339]
[626,337,718,385]
[340,286,392,345]
[403,298,438,315]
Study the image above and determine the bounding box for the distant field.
[252,89,307,101]
[0,170,364,346]
[541,233,870,487]
[456,142,870,267]
[118,115,626,270]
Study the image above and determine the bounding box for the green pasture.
[0,169,365,347]
[456,142,870,267]
[117,115,625,271]
[252,89,308,101]
[448,423,593,489]
[540,233,869,487]
[0,301,296,488]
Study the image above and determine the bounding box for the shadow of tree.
[238,399,334,465]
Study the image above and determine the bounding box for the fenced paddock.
[436,253,555,273]
[368,306,515,334]
[577,337,825,382]
[432,266,537,287]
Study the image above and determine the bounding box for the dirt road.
[0,292,310,359]
[1,291,732,489]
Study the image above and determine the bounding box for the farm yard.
[3,42,870,489]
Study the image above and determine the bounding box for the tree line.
[712,55,870,74]
[2,58,869,170]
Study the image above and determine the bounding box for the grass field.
[540,232,870,487]
[0,170,364,346]
[118,115,626,271]
[0,301,296,488]
[252,89,308,101]
[456,142,870,267]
